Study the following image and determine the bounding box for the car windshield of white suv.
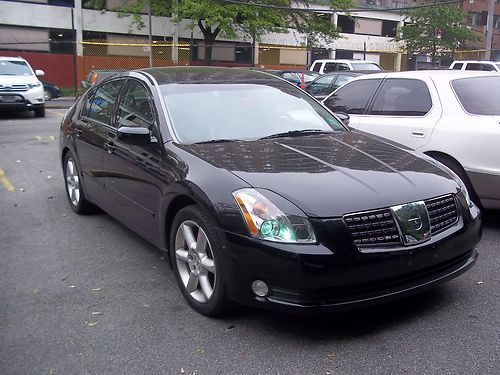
[452,76,500,116]
[0,61,33,76]
[351,62,381,70]
[162,83,345,144]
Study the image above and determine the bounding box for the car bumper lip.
[220,208,481,313]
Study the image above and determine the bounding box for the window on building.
[49,29,73,55]
[336,50,354,59]
[337,15,355,34]
[382,20,398,37]
[355,18,383,36]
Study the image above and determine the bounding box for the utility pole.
[486,0,495,60]
[148,0,153,67]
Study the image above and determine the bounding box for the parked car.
[0,56,45,117]
[322,70,500,209]
[310,59,382,74]
[60,67,480,316]
[449,60,500,72]
[305,71,368,100]
[41,81,61,100]
[80,69,124,90]
[270,70,320,89]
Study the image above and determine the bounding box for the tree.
[96,0,354,65]
[395,1,480,66]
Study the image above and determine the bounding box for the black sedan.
[59,67,481,316]
[41,81,61,101]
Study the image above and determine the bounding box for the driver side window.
[116,81,155,129]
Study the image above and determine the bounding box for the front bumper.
[219,202,481,313]
[0,89,44,111]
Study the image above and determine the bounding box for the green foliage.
[114,0,354,46]
[396,2,480,55]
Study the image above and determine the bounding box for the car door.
[352,78,441,150]
[73,79,124,204]
[322,78,383,128]
[103,78,164,241]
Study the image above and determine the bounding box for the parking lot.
[1,109,499,375]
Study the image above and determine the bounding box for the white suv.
[449,60,500,72]
[0,57,45,117]
[310,59,382,74]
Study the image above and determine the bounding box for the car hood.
[182,131,460,217]
[0,75,39,85]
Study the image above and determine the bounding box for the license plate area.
[0,95,22,103]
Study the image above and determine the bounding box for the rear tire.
[63,151,96,214]
[34,106,45,118]
[169,205,235,316]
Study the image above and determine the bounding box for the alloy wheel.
[174,220,216,303]
[65,158,80,206]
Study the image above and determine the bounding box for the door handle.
[411,130,425,137]
[75,128,82,138]
[104,142,115,154]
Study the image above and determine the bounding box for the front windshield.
[161,83,345,144]
[0,60,33,76]
[351,62,381,71]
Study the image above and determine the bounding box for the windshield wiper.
[192,139,240,145]
[259,129,332,140]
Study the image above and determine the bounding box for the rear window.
[451,63,463,70]
[350,62,381,71]
[451,76,500,115]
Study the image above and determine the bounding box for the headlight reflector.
[233,188,316,243]
[28,82,42,89]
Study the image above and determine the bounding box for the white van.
[309,59,382,74]
[449,60,500,72]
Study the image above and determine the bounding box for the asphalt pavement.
[0,109,499,375]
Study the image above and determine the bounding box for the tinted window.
[452,76,500,115]
[87,80,123,125]
[452,63,463,70]
[333,75,355,90]
[307,75,336,95]
[116,81,155,129]
[162,83,345,144]
[350,62,381,70]
[323,79,381,114]
[369,79,432,116]
[311,62,321,72]
[465,63,495,71]
[323,63,338,73]
[337,63,350,71]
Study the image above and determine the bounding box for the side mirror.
[117,126,151,145]
[335,112,350,126]
[35,69,45,77]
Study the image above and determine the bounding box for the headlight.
[232,188,316,243]
[28,82,42,89]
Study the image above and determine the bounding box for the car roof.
[312,59,379,63]
[347,69,500,83]
[452,60,497,64]
[0,56,27,62]
[139,66,283,85]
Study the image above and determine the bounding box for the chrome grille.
[425,195,459,234]
[0,84,28,92]
[344,208,401,247]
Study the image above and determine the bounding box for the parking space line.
[46,109,65,117]
[0,168,15,192]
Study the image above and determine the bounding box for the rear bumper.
[220,203,481,313]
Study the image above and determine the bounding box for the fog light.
[251,280,269,297]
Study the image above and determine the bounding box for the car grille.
[0,84,28,92]
[344,208,401,247]
[344,194,460,249]
[424,194,459,234]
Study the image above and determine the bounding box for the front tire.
[63,152,96,214]
[34,106,45,118]
[169,205,234,316]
